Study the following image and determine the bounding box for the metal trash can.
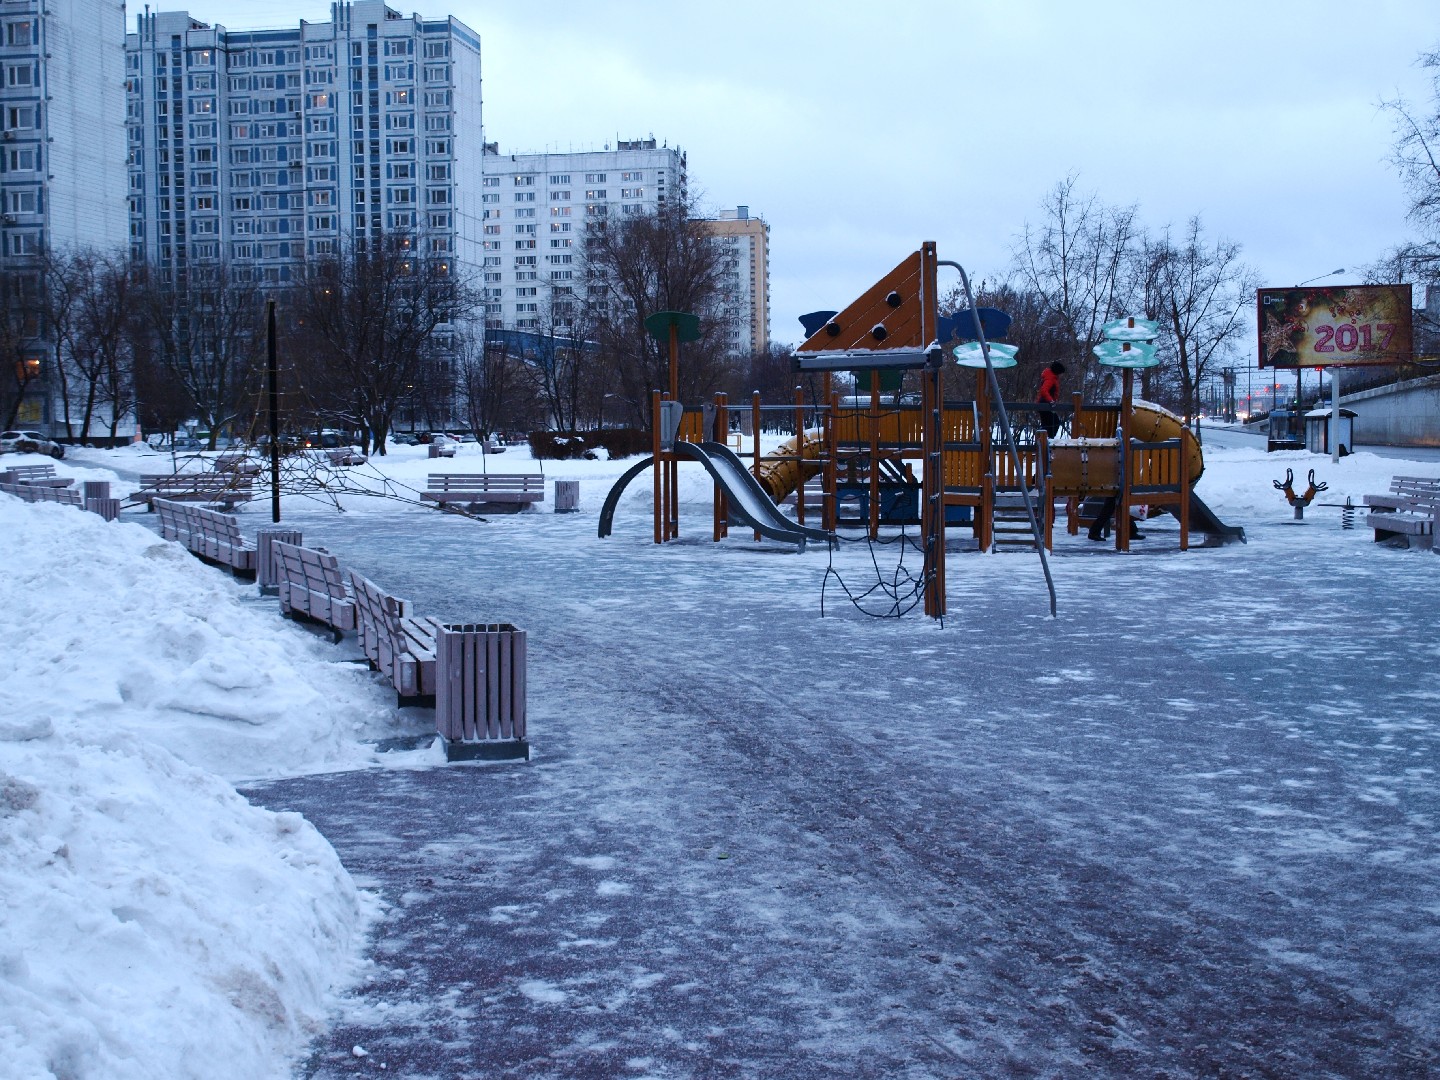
[554,479,579,513]
[436,623,529,761]
[255,527,303,595]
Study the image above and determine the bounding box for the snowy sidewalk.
[242,500,1440,1078]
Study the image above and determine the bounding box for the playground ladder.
[990,491,1042,552]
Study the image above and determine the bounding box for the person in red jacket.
[1036,361,1065,438]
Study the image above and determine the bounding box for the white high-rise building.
[1,0,128,430]
[124,1,482,285]
[479,139,685,332]
[701,205,769,357]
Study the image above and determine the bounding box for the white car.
[0,430,65,458]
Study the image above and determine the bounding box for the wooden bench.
[131,472,254,511]
[1368,493,1439,549]
[214,452,262,476]
[324,447,367,466]
[0,480,82,506]
[347,570,443,704]
[270,541,357,638]
[1363,475,1440,513]
[1,463,73,487]
[420,472,545,511]
[153,498,257,574]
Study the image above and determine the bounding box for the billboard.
[1258,284,1412,368]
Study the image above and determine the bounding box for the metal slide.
[596,443,832,548]
[1165,494,1247,544]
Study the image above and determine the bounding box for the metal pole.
[941,260,1057,617]
[267,299,280,524]
[1331,366,1342,464]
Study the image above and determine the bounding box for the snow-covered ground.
[2,431,1438,1078]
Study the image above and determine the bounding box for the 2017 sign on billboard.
[1257,284,1413,368]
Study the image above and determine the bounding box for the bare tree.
[59,250,138,441]
[0,266,44,430]
[1378,46,1440,352]
[1145,218,1258,434]
[582,193,737,423]
[456,326,543,438]
[290,233,473,454]
[1012,176,1142,397]
[133,261,267,448]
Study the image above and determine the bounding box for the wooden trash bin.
[436,622,529,761]
[554,479,580,513]
[255,527,303,595]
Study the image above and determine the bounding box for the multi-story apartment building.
[1,0,127,431]
[701,205,769,358]
[478,139,685,332]
[125,1,481,286]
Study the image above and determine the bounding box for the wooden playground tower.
[633,244,1212,620]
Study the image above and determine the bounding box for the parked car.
[390,432,419,446]
[0,430,65,459]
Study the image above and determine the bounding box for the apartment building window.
[192,219,217,234]
[310,116,334,134]
[307,141,335,158]
[482,192,499,204]
[516,303,537,313]
[190,73,215,91]
[516,223,536,235]
[426,188,450,205]
[484,272,501,283]
[10,232,40,255]
[514,191,535,203]
[550,238,573,248]
[482,240,500,250]
[483,176,499,187]
[483,224,500,235]
[233,195,252,211]
[312,238,334,255]
[388,137,413,153]
[550,206,571,217]
[310,93,332,109]
[193,195,215,211]
[548,254,573,264]
[514,255,536,267]
[586,204,607,218]
[306,44,334,61]
[424,40,449,58]
[515,207,535,219]
[7,189,36,214]
[428,211,451,229]
[384,39,414,56]
[422,64,448,83]
[516,270,536,281]
[515,239,536,250]
[514,175,535,186]
[5,20,35,46]
[6,63,36,88]
[310,215,334,230]
[585,172,606,182]
[426,138,450,155]
[423,115,449,131]
[190,121,216,138]
[193,170,216,187]
[516,287,537,298]
[388,89,411,105]
[384,63,413,81]
[388,186,414,204]
[423,90,448,107]
[7,147,36,172]
[621,171,643,181]
[550,222,572,234]
[584,189,605,200]
[550,190,570,202]
[621,187,643,199]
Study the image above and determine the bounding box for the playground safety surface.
[244,504,1440,1079]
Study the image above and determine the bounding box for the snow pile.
[0,497,416,1079]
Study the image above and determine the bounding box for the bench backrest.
[271,541,346,597]
[426,472,544,492]
[347,569,411,667]
[140,473,253,491]
[9,463,56,481]
[3,481,80,505]
[1390,476,1440,496]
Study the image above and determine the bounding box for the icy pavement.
[237,487,1440,1079]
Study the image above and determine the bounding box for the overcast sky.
[145,0,1436,359]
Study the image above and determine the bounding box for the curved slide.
[597,442,833,548]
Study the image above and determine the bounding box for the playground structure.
[599,243,1245,617]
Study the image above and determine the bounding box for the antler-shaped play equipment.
[1274,468,1328,520]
